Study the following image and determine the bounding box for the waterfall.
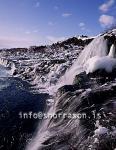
[26,106,55,150]
[75,35,108,65]
[0,57,16,76]
[10,62,16,75]
[43,35,108,95]
[59,35,108,85]
[25,35,109,150]
[108,44,116,58]
[0,58,10,77]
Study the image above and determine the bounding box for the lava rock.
[73,71,89,88]
[88,68,116,80]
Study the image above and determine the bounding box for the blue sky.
[0,0,116,48]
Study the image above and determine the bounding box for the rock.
[73,71,89,88]
[57,84,79,96]
[88,68,116,80]
[37,81,116,150]
[13,70,18,76]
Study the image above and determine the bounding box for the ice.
[94,126,108,135]
[85,56,116,73]
[85,44,116,74]
[108,44,116,58]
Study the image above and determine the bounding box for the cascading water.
[0,58,10,77]
[26,106,54,150]
[47,35,108,95]
[26,35,109,150]
[0,57,16,76]
[60,35,108,85]
[0,65,10,77]
[10,62,16,75]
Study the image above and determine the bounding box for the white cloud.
[78,22,91,33]
[99,14,115,27]
[99,0,115,12]
[79,22,85,27]
[25,31,31,34]
[79,22,86,30]
[33,30,39,33]
[46,36,65,43]
[54,6,59,10]
[81,27,86,30]
[48,21,54,26]
[0,37,36,48]
[35,2,40,8]
[25,29,39,34]
[62,13,72,17]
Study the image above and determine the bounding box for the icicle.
[108,44,116,58]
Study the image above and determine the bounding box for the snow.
[94,126,108,135]
[112,126,116,136]
[85,44,116,74]
[85,56,116,74]
[110,29,116,35]
[94,138,99,143]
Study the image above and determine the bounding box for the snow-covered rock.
[94,126,108,136]
[85,44,116,74]
[85,56,116,74]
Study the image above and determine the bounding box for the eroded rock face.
[36,70,116,150]
[104,34,116,51]
[73,72,89,87]
[88,68,116,79]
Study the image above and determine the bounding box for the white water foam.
[0,65,10,77]
[0,58,16,76]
